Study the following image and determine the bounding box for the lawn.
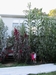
[28,71,56,75]
[0,62,27,67]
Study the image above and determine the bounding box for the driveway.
[0,63,56,75]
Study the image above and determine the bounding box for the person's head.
[32,52,34,54]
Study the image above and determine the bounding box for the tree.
[23,2,48,51]
[48,9,56,17]
[0,18,8,50]
[23,3,56,63]
[12,23,30,63]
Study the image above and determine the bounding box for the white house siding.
[0,14,26,36]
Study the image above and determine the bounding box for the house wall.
[1,15,26,36]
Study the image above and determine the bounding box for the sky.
[0,0,56,15]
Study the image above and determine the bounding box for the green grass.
[28,71,56,75]
[0,62,29,68]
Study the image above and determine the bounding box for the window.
[12,20,19,28]
[13,23,19,27]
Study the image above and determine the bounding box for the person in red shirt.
[30,52,36,64]
[30,52,34,63]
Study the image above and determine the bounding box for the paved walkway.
[0,63,56,75]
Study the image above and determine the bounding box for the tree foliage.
[24,2,56,63]
[11,24,30,63]
[0,18,8,50]
[48,9,56,17]
[5,3,56,63]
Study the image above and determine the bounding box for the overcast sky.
[0,0,56,15]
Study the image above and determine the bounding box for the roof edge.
[0,14,26,18]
